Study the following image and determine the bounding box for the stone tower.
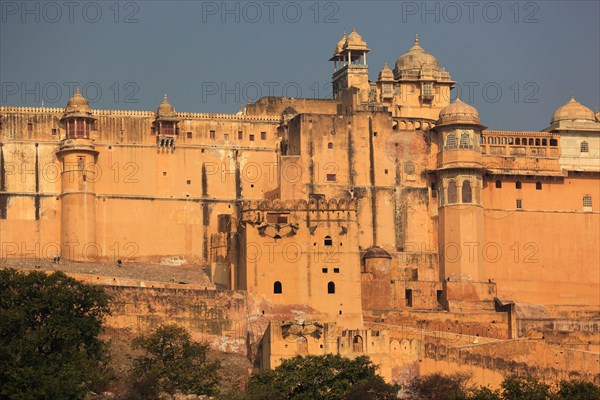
[56,88,99,260]
[330,28,370,103]
[433,99,490,310]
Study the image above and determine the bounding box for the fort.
[0,30,599,387]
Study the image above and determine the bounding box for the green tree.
[468,386,501,400]
[500,376,551,400]
[0,269,111,400]
[247,354,394,400]
[404,372,470,400]
[129,324,221,398]
[555,380,600,400]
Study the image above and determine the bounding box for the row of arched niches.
[241,198,357,212]
[393,119,435,131]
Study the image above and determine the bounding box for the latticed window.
[460,133,470,147]
[581,141,589,153]
[422,82,433,99]
[446,133,457,148]
[583,195,592,208]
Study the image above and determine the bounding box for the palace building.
[1,30,598,384]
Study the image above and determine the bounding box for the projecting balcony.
[436,148,483,170]
[56,138,98,157]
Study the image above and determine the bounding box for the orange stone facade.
[1,30,599,385]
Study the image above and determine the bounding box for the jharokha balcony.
[481,130,560,159]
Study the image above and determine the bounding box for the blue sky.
[1,0,599,130]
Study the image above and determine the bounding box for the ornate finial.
[455,96,461,102]
[75,86,81,95]
[570,92,575,101]
[415,34,419,45]
[383,62,388,68]
[352,26,357,32]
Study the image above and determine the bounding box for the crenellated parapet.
[240,197,357,228]
[0,106,281,122]
[241,197,357,212]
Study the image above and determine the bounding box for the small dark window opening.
[327,281,335,294]
[261,132,267,140]
[324,236,333,246]
[431,182,437,198]
[326,174,336,182]
[436,290,444,306]
[328,142,334,149]
[405,289,413,307]
[209,130,216,139]
[516,181,522,189]
[462,180,472,203]
[333,268,339,273]
[238,131,243,139]
[550,139,558,146]
[274,281,282,294]
[536,181,542,190]
[447,181,457,204]
[187,132,192,139]
[163,171,167,176]
[322,268,328,273]
[27,123,33,132]
[384,169,388,174]
[249,134,255,141]
[516,199,522,209]
[187,180,191,185]
[51,128,57,135]
[495,180,502,188]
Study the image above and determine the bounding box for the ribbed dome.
[156,94,177,118]
[378,63,394,81]
[395,35,439,72]
[551,96,595,124]
[438,98,480,125]
[343,27,368,51]
[332,31,347,57]
[64,88,91,115]
[363,246,392,260]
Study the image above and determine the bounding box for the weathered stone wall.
[105,286,248,354]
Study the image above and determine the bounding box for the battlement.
[240,197,357,212]
[0,106,281,122]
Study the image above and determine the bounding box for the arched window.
[542,139,547,146]
[352,335,364,352]
[535,138,540,146]
[550,139,558,146]
[460,133,469,146]
[274,281,282,294]
[536,181,542,190]
[502,137,507,145]
[495,180,502,188]
[462,180,472,203]
[447,181,457,204]
[528,138,534,146]
[324,235,333,246]
[328,142,334,149]
[515,138,521,145]
[583,195,592,209]
[446,133,457,148]
[327,281,335,294]
[487,137,493,144]
[581,141,589,153]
